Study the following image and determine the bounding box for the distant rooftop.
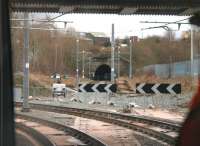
[89,32,108,38]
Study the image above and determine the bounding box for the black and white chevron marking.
[79,83,117,93]
[136,83,181,94]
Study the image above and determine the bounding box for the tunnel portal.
[94,64,111,81]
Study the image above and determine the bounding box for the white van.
[52,83,66,97]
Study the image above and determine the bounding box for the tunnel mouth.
[94,64,111,81]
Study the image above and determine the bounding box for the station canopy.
[10,0,200,15]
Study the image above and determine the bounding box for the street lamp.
[129,38,133,79]
[82,50,85,79]
[22,12,30,112]
[117,45,120,78]
[76,39,79,90]
[111,24,115,82]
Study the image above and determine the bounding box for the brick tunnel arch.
[94,64,111,81]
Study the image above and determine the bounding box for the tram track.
[15,102,180,145]
[16,120,55,146]
[16,113,107,146]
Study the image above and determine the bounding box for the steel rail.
[16,113,107,146]
[15,102,180,145]
[16,122,55,146]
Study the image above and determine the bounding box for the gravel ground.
[134,134,168,146]
[16,109,167,146]
[30,99,185,122]
[16,132,35,146]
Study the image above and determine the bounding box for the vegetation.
[133,33,191,69]
[11,14,196,77]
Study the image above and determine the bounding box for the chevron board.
[136,83,181,94]
[79,83,117,93]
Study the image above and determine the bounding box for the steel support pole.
[76,39,79,90]
[82,50,85,79]
[191,25,194,77]
[22,12,30,112]
[54,46,58,72]
[89,57,91,78]
[118,46,120,78]
[129,39,133,78]
[111,24,115,82]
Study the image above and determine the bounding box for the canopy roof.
[10,0,200,15]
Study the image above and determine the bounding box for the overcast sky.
[32,13,191,39]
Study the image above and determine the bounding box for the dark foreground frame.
[0,0,15,145]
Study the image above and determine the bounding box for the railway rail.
[16,114,106,146]
[16,121,55,146]
[15,102,181,145]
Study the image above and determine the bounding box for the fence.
[139,59,200,78]
[15,85,52,98]
[14,85,191,108]
[14,85,78,100]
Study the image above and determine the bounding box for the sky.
[52,14,191,39]
[31,13,191,38]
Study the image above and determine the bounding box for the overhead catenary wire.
[140,17,191,31]
[10,18,73,24]
[38,13,68,25]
